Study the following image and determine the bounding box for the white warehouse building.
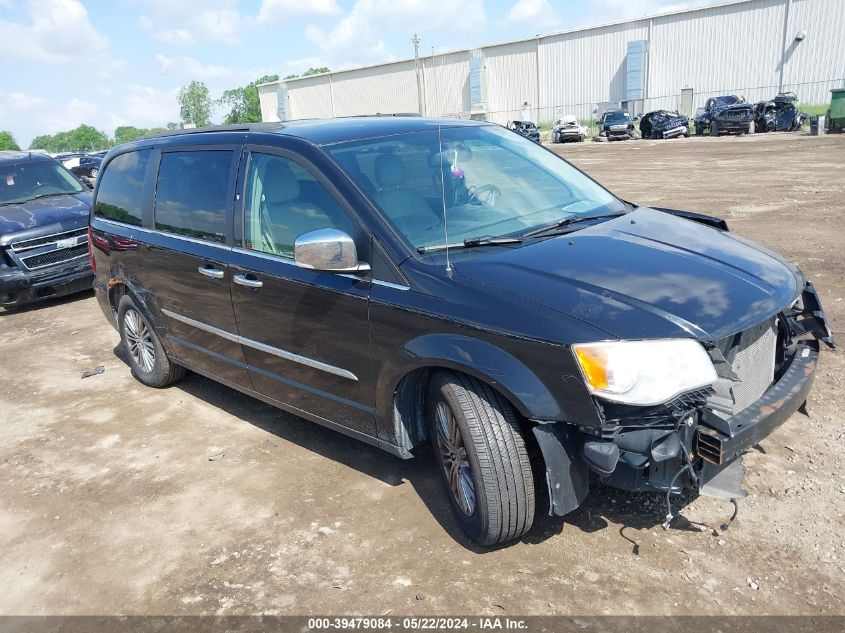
[258,0,845,126]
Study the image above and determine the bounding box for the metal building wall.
[260,0,845,126]
[287,74,334,120]
[780,0,845,103]
[331,61,418,116]
[537,20,649,121]
[257,84,280,122]
[647,0,788,112]
[421,52,471,117]
[482,40,539,125]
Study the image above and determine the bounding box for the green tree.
[178,80,212,127]
[114,125,147,144]
[284,67,330,80]
[219,74,280,124]
[28,124,111,152]
[166,122,180,130]
[0,130,20,151]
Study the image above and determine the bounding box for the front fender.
[377,333,565,428]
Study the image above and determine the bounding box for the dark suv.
[89,119,833,546]
[1,151,93,309]
[695,95,755,136]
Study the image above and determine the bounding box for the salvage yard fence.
[464,77,845,132]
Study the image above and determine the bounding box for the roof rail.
[344,113,422,118]
[143,122,283,139]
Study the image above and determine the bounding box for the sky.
[0,0,717,147]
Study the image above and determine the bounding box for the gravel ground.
[0,131,842,616]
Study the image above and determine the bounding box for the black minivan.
[89,118,833,546]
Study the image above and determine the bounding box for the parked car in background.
[89,118,833,546]
[752,100,777,132]
[753,93,806,133]
[61,151,106,180]
[0,151,93,309]
[507,120,541,143]
[695,95,755,136]
[596,109,636,141]
[551,116,587,143]
[639,110,690,139]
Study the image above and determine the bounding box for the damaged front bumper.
[662,125,688,139]
[535,281,834,516]
[0,259,92,308]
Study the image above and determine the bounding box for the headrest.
[262,159,300,204]
[374,153,404,190]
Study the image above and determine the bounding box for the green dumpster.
[827,88,845,133]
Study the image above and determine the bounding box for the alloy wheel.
[435,401,476,516]
[124,309,155,374]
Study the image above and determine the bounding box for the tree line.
[1,67,328,154]
[178,67,329,127]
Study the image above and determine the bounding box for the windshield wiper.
[417,236,523,254]
[521,212,627,238]
[28,191,77,201]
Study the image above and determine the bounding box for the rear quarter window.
[153,150,233,243]
[93,150,151,226]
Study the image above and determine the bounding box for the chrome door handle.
[233,274,263,288]
[198,266,224,279]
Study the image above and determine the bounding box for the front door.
[140,146,252,388]
[229,148,376,437]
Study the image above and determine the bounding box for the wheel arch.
[378,333,564,452]
[106,275,176,356]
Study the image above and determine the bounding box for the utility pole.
[412,33,424,115]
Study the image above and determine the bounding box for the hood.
[650,112,688,126]
[455,208,801,342]
[720,103,753,116]
[0,192,91,239]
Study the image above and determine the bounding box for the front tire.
[709,121,719,137]
[428,371,535,546]
[118,295,185,388]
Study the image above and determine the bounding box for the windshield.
[714,96,740,107]
[0,159,83,205]
[325,124,624,251]
[602,111,630,123]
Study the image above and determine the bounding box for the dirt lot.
[1,132,843,616]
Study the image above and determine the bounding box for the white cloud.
[0,86,182,149]
[505,0,559,26]
[304,0,486,68]
[254,0,342,25]
[154,54,274,88]
[139,0,242,46]
[155,54,239,81]
[0,0,108,64]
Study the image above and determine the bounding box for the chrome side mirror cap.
[294,228,370,274]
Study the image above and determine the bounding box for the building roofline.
[258,0,754,89]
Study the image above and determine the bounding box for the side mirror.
[294,228,370,274]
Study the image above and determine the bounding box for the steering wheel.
[468,184,501,206]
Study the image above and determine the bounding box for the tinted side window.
[243,153,353,258]
[154,150,233,243]
[94,150,151,226]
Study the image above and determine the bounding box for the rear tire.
[428,371,535,546]
[118,295,185,388]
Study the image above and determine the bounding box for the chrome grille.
[11,228,87,252]
[711,318,778,420]
[19,244,88,270]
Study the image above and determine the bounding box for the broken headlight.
[572,339,717,406]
